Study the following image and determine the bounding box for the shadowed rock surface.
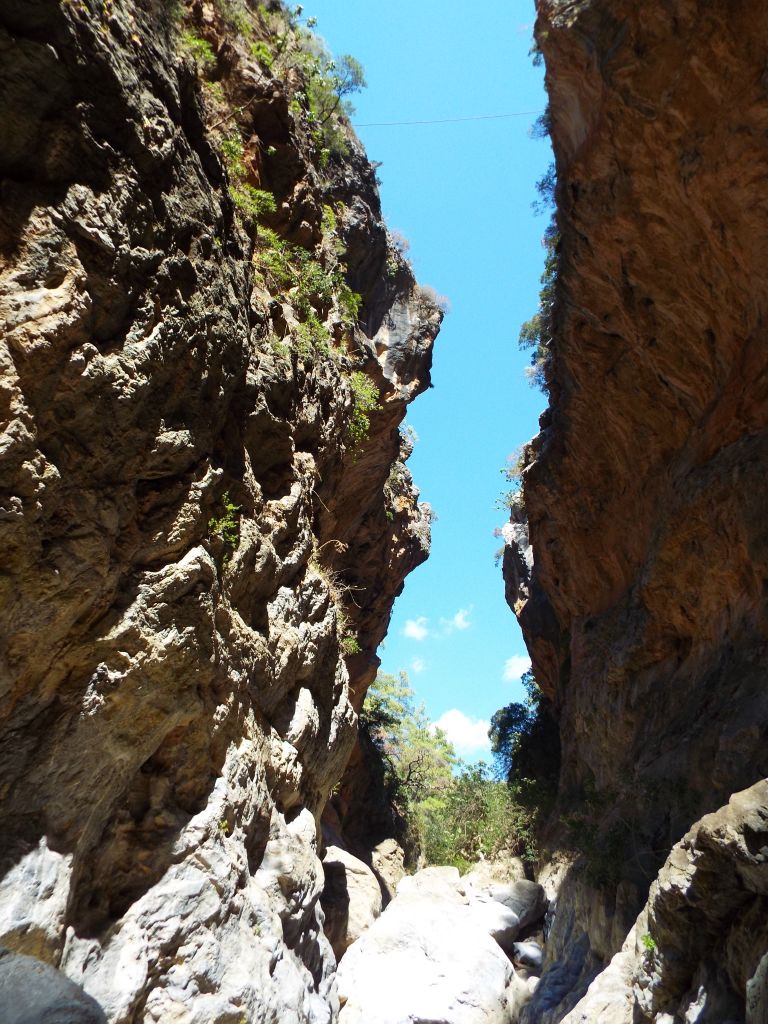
[0,948,107,1024]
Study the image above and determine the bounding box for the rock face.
[0,1,440,1020]
[557,781,768,1024]
[505,0,768,1017]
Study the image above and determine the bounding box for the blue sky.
[307,0,551,758]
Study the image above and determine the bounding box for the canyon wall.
[506,0,768,1019]
[0,1,440,1020]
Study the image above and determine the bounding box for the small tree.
[490,670,561,824]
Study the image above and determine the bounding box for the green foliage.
[216,0,253,38]
[295,312,330,358]
[181,29,216,70]
[209,491,241,560]
[341,633,361,656]
[529,34,545,67]
[361,673,537,870]
[421,763,537,870]
[337,283,362,327]
[221,135,246,176]
[347,371,381,450]
[220,135,275,224]
[496,447,527,512]
[204,80,226,105]
[361,673,456,835]
[294,39,367,158]
[641,933,658,953]
[231,184,277,219]
[250,39,274,67]
[490,671,561,832]
[532,162,557,217]
[519,218,559,392]
[529,107,552,141]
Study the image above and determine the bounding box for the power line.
[353,110,544,128]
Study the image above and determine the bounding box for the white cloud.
[403,616,429,641]
[452,608,471,630]
[411,657,426,674]
[432,709,491,757]
[503,655,532,682]
[439,607,472,635]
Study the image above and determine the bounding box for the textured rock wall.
[0,1,440,1020]
[506,0,768,1017]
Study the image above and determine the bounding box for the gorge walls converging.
[2,0,768,1022]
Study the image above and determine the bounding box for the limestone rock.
[0,0,440,1019]
[467,895,522,954]
[337,867,515,1024]
[370,839,407,903]
[539,782,768,1023]
[513,942,544,972]
[487,880,548,932]
[321,845,382,961]
[462,855,527,890]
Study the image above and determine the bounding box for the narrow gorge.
[0,1,766,1023]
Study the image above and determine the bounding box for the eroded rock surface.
[556,781,768,1024]
[505,0,768,1018]
[0,1,440,1020]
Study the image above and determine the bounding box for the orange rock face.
[508,0,768,983]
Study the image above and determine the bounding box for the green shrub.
[231,184,277,219]
[220,135,276,224]
[341,633,361,656]
[209,491,241,561]
[181,29,216,70]
[361,673,536,868]
[295,313,330,358]
[347,372,380,450]
[221,135,247,177]
[250,40,274,67]
[641,933,657,954]
[519,219,559,392]
[490,671,561,830]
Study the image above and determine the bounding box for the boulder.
[512,941,544,972]
[371,838,407,902]
[337,866,514,1023]
[321,845,382,961]
[467,895,521,953]
[488,880,547,931]
[507,969,540,1024]
[0,948,106,1023]
[462,856,526,890]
